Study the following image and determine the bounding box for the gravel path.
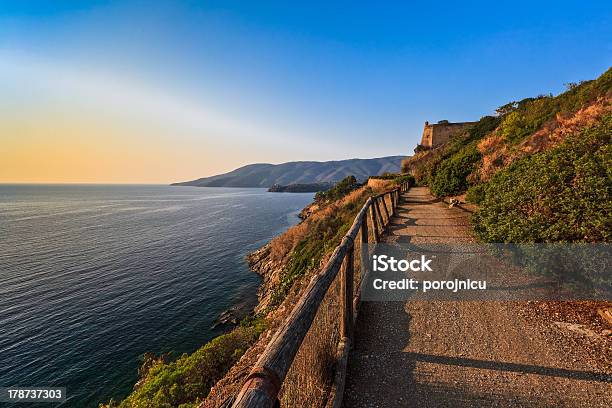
[343,187,611,408]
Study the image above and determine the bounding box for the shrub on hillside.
[369,173,414,186]
[393,174,415,187]
[426,117,501,197]
[472,115,611,243]
[429,144,481,196]
[465,183,486,204]
[314,176,360,203]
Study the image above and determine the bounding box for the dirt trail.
[344,187,611,408]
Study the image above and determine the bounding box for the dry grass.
[476,96,611,181]
[367,178,394,190]
[269,222,309,263]
[514,96,611,156]
[476,133,509,182]
[268,187,375,264]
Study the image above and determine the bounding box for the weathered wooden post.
[340,244,354,341]
[374,198,384,231]
[380,196,390,224]
[369,202,379,243]
[355,217,369,315]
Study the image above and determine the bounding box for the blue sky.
[1,1,610,182]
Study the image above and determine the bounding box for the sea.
[0,184,314,407]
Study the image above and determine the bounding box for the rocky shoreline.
[246,244,280,313]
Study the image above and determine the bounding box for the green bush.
[465,183,486,204]
[393,174,415,187]
[429,143,481,197]
[314,176,360,203]
[472,115,611,243]
[371,173,414,185]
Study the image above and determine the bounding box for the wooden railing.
[232,181,410,408]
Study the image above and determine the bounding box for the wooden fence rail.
[232,181,410,408]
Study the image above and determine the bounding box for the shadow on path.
[407,353,611,383]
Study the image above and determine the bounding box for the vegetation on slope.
[404,67,611,243]
[472,115,611,243]
[369,172,415,185]
[269,176,385,307]
[314,175,361,203]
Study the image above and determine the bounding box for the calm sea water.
[0,185,313,407]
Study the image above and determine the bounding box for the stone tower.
[420,120,477,148]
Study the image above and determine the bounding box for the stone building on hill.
[420,120,477,148]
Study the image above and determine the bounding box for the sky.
[1,1,610,183]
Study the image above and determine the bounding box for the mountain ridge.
[172,155,407,187]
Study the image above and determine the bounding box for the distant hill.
[172,156,407,187]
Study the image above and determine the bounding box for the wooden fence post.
[380,196,390,225]
[369,203,379,243]
[374,199,384,232]
[340,244,354,340]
